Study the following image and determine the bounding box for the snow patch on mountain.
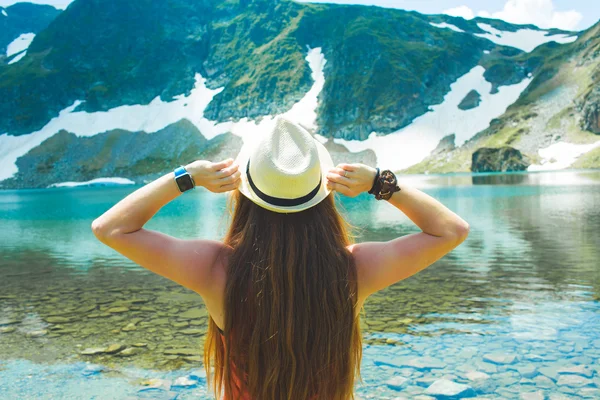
[333,66,532,171]
[474,23,577,52]
[0,47,327,182]
[430,22,464,33]
[7,33,35,58]
[47,177,135,188]
[8,51,26,64]
[527,141,600,171]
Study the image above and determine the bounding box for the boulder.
[580,87,600,134]
[432,134,456,156]
[458,90,482,110]
[471,146,530,172]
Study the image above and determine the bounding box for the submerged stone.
[179,329,203,335]
[556,374,594,388]
[122,323,137,332]
[520,391,544,400]
[104,344,126,354]
[163,348,200,356]
[107,306,129,313]
[115,347,141,357]
[558,365,594,378]
[424,379,475,398]
[0,319,20,326]
[465,371,490,381]
[179,309,207,319]
[45,316,75,324]
[386,376,409,390]
[82,364,105,376]
[80,347,106,355]
[482,353,517,365]
[172,376,197,388]
[26,329,48,337]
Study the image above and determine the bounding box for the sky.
[0,0,598,31]
[297,0,599,31]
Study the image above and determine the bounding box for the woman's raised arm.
[326,163,469,301]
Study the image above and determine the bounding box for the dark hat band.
[246,159,322,207]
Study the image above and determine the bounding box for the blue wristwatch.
[174,165,196,193]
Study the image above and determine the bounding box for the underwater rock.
[179,329,203,335]
[0,327,17,333]
[163,348,200,356]
[104,344,126,354]
[482,353,517,365]
[520,391,544,400]
[183,356,202,363]
[465,371,490,381]
[82,364,105,376]
[135,387,179,400]
[115,347,141,357]
[386,376,409,390]
[140,378,172,390]
[122,323,137,332]
[558,365,594,378]
[25,329,48,337]
[424,379,475,398]
[132,342,148,347]
[45,316,76,324]
[107,306,129,313]
[172,376,197,388]
[179,309,207,319]
[80,347,107,355]
[0,319,21,326]
[556,374,594,388]
[516,365,538,379]
[172,321,188,328]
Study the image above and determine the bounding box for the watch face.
[176,174,194,192]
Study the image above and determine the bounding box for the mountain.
[404,20,600,173]
[0,0,597,189]
[0,2,61,65]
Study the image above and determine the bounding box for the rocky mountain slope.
[404,21,600,173]
[0,3,61,65]
[0,0,597,189]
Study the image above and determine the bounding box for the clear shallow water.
[1,170,599,399]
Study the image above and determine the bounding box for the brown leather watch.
[368,168,401,201]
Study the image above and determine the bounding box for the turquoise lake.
[0,170,599,399]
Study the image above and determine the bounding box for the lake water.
[1,170,599,399]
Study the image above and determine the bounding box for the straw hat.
[234,116,335,213]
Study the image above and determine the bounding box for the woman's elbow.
[453,220,470,244]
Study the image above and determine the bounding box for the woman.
[92,116,470,400]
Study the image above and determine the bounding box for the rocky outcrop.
[0,120,244,189]
[432,134,456,155]
[458,90,481,110]
[0,3,60,61]
[471,146,530,172]
[580,87,600,134]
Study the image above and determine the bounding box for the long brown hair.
[204,188,364,400]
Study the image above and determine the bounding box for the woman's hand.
[186,158,241,193]
[326,163,378,198]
